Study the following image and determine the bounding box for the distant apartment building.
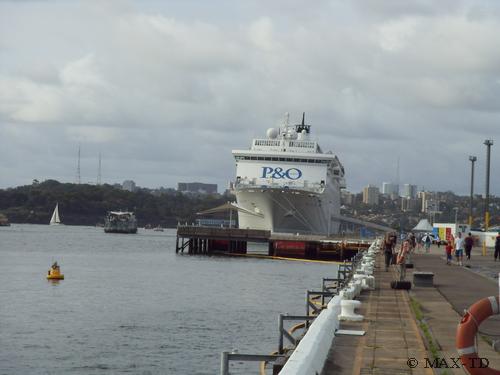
[382,182,399,197]
[418,191,439,213]
[363,185,380,205]
[402,184,418,199]
[178,182,218,194]
[341,190,354,206]
[401,197,418,212]
[122,180,137,192]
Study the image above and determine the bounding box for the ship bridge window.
[254,140,281,146]
[236,156,331,163]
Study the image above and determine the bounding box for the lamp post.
[453,207,459,233]
[484,140,493,230]
[468,156,477,227]
[483,140,493,256]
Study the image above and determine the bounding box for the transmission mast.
[76,145,81,184]
[97,152,102,185]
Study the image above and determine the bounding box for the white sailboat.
[49,203,62,225]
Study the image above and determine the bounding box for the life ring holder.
[456,296,500,375]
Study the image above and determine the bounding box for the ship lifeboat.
[47,261,64,280]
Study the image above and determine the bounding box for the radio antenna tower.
[76,145,81,184]
[396,156,400,196]
[97,152,102,185]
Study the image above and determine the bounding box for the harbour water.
[0,225,337,374]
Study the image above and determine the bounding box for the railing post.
[278,314,284,354]
[221,351,229,375]
[305,290,310,328]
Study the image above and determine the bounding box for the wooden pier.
[176,225,371,260]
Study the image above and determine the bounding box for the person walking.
[423,233,432,253]
[383,233,395,271]
[445,239,453,265]
[455,232,465,266]
[464,232,474,263]
[408,232,416,251]
[396,239,410,281]
[495,232,500,262]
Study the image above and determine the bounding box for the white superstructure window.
[235,155,330,163]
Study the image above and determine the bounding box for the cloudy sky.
[1,0,500,194]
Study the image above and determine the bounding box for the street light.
[468,156,477,227]
[453,207,459,230]
[483,140,494,230]
[483,140,493,256]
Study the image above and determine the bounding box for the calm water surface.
[0,225,337,374]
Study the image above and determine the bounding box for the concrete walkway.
[410,245,500,374]
[322,253,432,375]
[322,245,500,375]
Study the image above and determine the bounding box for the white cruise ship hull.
[235,184,340,235]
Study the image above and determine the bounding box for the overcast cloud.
[1,0,500,194]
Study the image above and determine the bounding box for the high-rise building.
[402,184,417,199]
[341,190,354,205]
[401,197,418,212]
[363,185,379,205]
[382,182,399,197]
[419,191,439,213]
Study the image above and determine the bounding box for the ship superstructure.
[232,113,345,235]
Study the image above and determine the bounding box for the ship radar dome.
[266,128,279,139]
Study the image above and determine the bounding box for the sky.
[1,0,500,195]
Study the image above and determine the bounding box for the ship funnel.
[302,112,305,125]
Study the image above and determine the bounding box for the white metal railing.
[251,139,318,153]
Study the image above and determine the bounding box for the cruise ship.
[232,113,346,235]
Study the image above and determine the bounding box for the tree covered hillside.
[0,180,228,227]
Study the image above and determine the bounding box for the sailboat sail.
[50,204,61,225]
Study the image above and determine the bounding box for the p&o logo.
[261,167,302,180]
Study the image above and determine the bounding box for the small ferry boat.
[0,213,10,226]
[104,211,138,234]
[47,262,64,280]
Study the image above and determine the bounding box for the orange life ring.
[456,296,500,375]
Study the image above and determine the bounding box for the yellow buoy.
[47,261,64,280]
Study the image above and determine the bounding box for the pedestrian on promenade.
[383,233,394,272]
[464,232,474,262]
[423,233,432,253]
[455,232,465,266]
[445,240,453,265]
[408,232,416,251]
[416,233,423,251]
[396,239,410,281]
[495,232,500,262]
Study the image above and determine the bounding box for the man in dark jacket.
[464,232,474,261]
[383,232,396,271]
